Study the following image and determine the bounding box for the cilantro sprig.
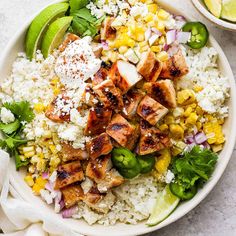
[0,101,35,170]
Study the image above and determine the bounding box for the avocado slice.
[204,0,222,18]
[221,0,236,22]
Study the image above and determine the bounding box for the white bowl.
[0,0,236,235]
[192,0,236,32]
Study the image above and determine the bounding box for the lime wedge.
[221,0,236,22]
[204,0,222,18]
[25,2,69,60]
[146,185,180,226]
[41,16,73,58]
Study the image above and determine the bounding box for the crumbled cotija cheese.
[55,37,101,89]
[0,107,15,124]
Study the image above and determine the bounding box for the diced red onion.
[166,30,177,45]
[62,206,78,218]
[174,15,186,21]
[101,41,109,50]
[145,28,152,41]
[167,44,179,56]
[194,132,207,144]
[42,172,49,179]
[202,141,210,149]
[60,200,65,210]
[45,182,53,192]
[149,34,160,46]
[163,44,170,51]
[185,135,195,144]
[193,126,198,135]
[177,32,191,44]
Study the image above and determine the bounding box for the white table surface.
[0,0,235,235]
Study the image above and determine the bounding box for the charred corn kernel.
[31,155,39,163]
[173,107,184,117]
[32,183,42,194]
[38,153,44,159]
[171,146,183,156]
[139,41,148,47]
[164,115,175,124]
[193,85,203,92]
[155,149,171,174]
[196,106,204,115]
[49,156,61,168]
[156,51,169,61]
[36,176,47,187]
[170,124,184,139]
[156,21,165,32]
[144,13,154,22]
[205,114,214,121]
[189,103,197,109]
[136,33,145,42]
[151,45,161,52]
[147,4,158,13]
[175,141,187,150]
[28,165,35,174]
[37,159,46,172]
[177,89,195,105]
[24,151,35,158]
[53,87,61,95]
[196,121,202,130]
[212,144,223,153]
[24,175,34,187]
[183,107,193,117]
[218,118,224,125]
[186,113,198,125]
[140,45,150,52]
[19,155,26,161]
[118,46,128,54]
[22,146,34,153]
[51,76,59,85]
[159,124,168,132]
[159,36,166,44]
[49,145,57,154]
[157,9,170,20]
[43,130,52,139]
[180,121,187,131]
[34,103,45,113]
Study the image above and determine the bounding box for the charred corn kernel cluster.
[177,89,196,105]
[203,119,225,145]
[171,141,187,156]
[32,176,47,195]
[34,103,45,113]
[169,124,184,140]
[155,149,171,175]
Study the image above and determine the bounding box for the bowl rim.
[0,0,236,235]
[191,0,236,31]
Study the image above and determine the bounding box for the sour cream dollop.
[55,36,101,89]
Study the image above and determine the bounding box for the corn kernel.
[157,9,170,20]
[53,87,61,95]
[136,33,145,42]
[28,165,35,174]
[159,36,166,45]
[118,46,128,54]
[156,51,169,61]
[24,175,34,187]
[173,107,184,117]
[196,121,202,130]
[155,149,171,174]
[43,130,52,139]
[32,183,42,195]
[37,159,46,172]
[159,124,168,132]
[34,103,45,113]
[186,113,198,125]
[184,107,193,117]
[140,45,150,52]
[218,118,224,125]
[193,85,203,92]
[51,76,59,85]
[49,156,61,168]
[196,106,204,115]
[171,146,183,156]
[212,144,223,152]
[139,41,148,47]
[151,45,161,52]
[147,4,158,13]
[169,124,184,139]
[156,21,165,32]
[164,115,175,124]
[24,151,35,158]
[144,13,154,22]
[177,89,195,105]
[36,176,47,187]
[49,145,57,154]
[22,146,34,153]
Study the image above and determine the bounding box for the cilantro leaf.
[3,101,35,123]
[71,8,97,23]
[14,150,29,170]
[170,146,218,200]
[69,0,89,12]
[4,135,27,150]
[0,119,21,135]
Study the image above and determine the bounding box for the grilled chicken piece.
[137,120,170,155]
[86,154,112,182]
[84,106,112,136]
[137,50,162,82]
[93,79,123,110]
[97,169,124,193]
[61,143,89,162]
[87,133,113,159]
[45,94,71,123]
[83,186,103,205]
[61,184,84,208]
[59,33,80,52]
[91,42,103,58]
[84,191,116,214]
[145,80,177,108]
[122,89,144,120]
[108,60,142,94]
[81,84,99,107]
[106,114,139,150]
[101,17,116,40]
[160,49,189,80]
[92,67,109,86]
[55,161,84,189]
[137,95,168,126]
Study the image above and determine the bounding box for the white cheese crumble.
[165,170,175,184]
[130,2,148,17]
[0,107,15,124]
[55,37,101,89]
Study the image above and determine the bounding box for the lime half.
[221,0,236,22]
[41,16,73,58]
[146,185,180,226]
[25,2,69,60]
[204,0,222,18]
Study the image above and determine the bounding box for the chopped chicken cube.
[109,60,142,94]
[81,84,98,107]
[137,120,170,155]
[101,17,116,40]
[86,154,112,182]
[122,89,144,120]
[160,49,189,80]
[87,133,113,159]
[92,67,109,86]
[84,106,112,136]
[93,79,124,110]
[61,142,89,162]
[106,114,139,150]
[137,50,162,82]
[55,161,84,189]
[61,184,84,208]
[83,186,103,205]
[145,80,177,108]
[137,95,168,126]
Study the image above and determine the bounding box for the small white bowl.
[192,0,236,32]
[0,0,236,235]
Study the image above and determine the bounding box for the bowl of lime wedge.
[192,0,236,31]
